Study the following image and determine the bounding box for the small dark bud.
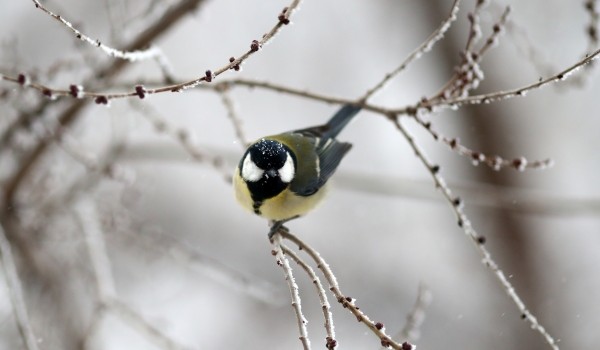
[452,197,462,207]
[250,40,260,52]
[345,296,353,302]
[381,339,391,348]
[493,24,501,33]
[521,313,527,320]
[17,74,28,85]
[457,219,464,227]
[402,342,413,350]
[449,138,459,149]
[271,249,277,256]
[424,121,431,129]
[472,152,485,162]
[326,337,337,349]
[229,56,235,63]
[557,73,564,80]
[204,70,213,83]
[69,84,82,98]
[588,26,597,41]
[178,130,189,141]
[375,322,384,330]
[512,157,527,171]
[95,95,109,105]
[96,40,101,47]
[135,85,146,99]
[42,88,53,98]
[477,236,486,244]
[278,14,290,25]
[282,6,288,14]
[76,34,82,39]
[431,165,440,174]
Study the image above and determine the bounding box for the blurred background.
[1,0,599,349]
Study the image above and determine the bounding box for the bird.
[233,104,361,237]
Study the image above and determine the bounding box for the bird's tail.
[321,104,362,140]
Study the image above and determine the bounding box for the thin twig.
[6,0,302,102]
[431,6,511,102]
[281,245,337,349]
[75,201,117,301]
[107,298,190,350]
[3,0,209,210]
[396,283,432,344]
[0,223,40,350]
[215,86,249,147]
[393,118,559,350]
[464,0,487,53]
[30,0,165,62]
[279,229,412,350]
[75,201,189,350]
[360,0,461,102]
[414,114,553,171]
[129,99,231,183]
[405,46,600,114]
[271,234,311,350]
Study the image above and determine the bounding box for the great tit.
[233,104,361,235]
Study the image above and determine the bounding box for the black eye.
[249,139,287,170]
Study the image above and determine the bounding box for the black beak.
[265,169,278,179]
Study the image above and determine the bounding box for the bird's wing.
[315,138,352,187]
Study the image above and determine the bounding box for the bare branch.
[396,284,432,344]
[3,0,210,210]
[278,229,413,350]
[0,223,40,350]
[107,298,191,350]
[402,46,600,114]
[75,201,189,350]
[30,0,167,62]
[393,118,559,350]
[75,201,117,301]
[129,100,231,183]
[414,115,553,171]
[281,245,337,349]
[3,0,302,102]
[359,0,461,102]
[215,86,250,147]
[271,234,311,350]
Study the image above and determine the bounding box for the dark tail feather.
[321,104,361,139]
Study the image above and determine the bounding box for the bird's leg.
[268,216,300,239]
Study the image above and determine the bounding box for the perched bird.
[233,104,361,236]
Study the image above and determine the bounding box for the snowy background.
[1,0,599,349]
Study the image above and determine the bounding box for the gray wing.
[316,138,352,187]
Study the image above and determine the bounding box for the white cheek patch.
[241,154,263,182]
[278,152,295,183]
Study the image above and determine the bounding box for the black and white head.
[240,138,296,200]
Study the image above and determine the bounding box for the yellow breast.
[233,168,328,221]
